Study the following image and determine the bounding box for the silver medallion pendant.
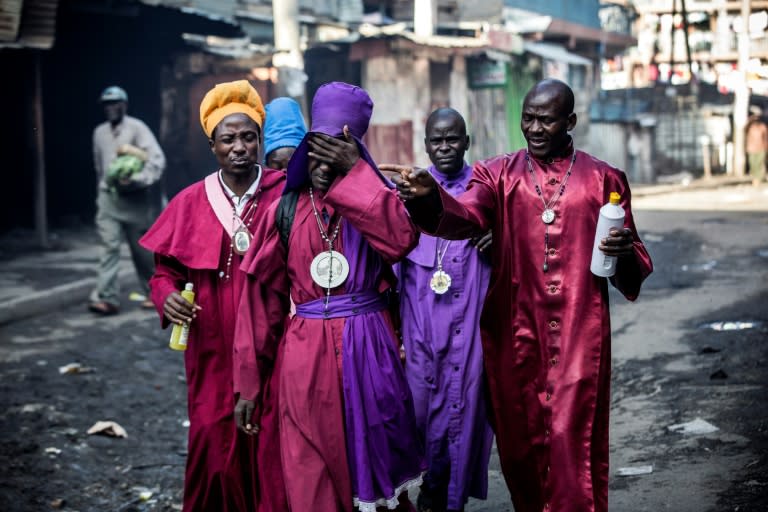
[541,208,556,224]
[310,250,350,289]
[233,228,252,255]
[430,270,452,295]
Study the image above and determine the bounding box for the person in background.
[234,82,425,512]
[88,85,165,315]
[394,79,653,512]
[384,107,494,512]
[263,97,307,170]
[746,110,767,186]
[140,80,287,512]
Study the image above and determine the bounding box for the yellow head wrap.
[199,80,265,138]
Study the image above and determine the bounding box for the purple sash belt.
[294,291,386,319]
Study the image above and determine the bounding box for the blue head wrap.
[263,98,307,163]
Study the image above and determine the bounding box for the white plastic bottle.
[590,192,625,277]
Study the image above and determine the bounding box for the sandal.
[88,301,119,315]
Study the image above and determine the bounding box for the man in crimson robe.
[384,108,494,512]
[140,80,287,512]
[393,79,653,512]
[233,82,426,512]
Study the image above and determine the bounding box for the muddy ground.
[1,208,767,512]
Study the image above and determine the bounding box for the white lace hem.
[353,472,425,512]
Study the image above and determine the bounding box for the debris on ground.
[86,420,128,438]
[701,321,761,331]
[668,417,719,435]
[44,447,62,456]
[128,292,147,302]
[58,362,94,375]
[699,346,722,354]
[616,465,654,477]
[710,369,729,380]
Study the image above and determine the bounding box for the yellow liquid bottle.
[169,283,195,351]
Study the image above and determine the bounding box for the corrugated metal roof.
[0,0,59,49]
[0,0,24,42]
[181,32,273,58]
[523,41,593,66]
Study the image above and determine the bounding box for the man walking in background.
[383,108,493,512]
[746,110,767,186]
[88,85,165,315]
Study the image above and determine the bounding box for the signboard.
[468,58,507,89]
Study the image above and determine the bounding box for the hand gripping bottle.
[590,192,625,277]
[169,283,195,351]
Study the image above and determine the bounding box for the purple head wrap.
[284,82,391,193]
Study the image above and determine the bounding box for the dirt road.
[0,204,766,511]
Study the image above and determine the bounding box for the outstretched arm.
[387,162,497,240]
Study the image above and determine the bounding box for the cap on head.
[199,80,265,138]
[100,86,128,103]
[310,82,373,139]
[263,97,307,159]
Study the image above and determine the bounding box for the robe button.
[351,296,357,302]
[453,292,460,298]
[549,320,558,328]
[455,328,461,334]
[545,429,550,437]
[352,308,359,314]
[548,248,556,256]
[550,358,558,366]
[454,366,460,371]
[452,257,459,263]
[426,376,434,383]
[335,348,340,355]
[548,285,558,294]
[548,178,557,186]
[546,392,552,401]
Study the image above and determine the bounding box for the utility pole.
[272,0,306,109]
[414,0,437,37]
[33,51,49,248]
[732,0,751,177]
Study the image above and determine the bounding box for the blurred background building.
[0,0,764,240]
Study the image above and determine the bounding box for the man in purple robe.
[385,109,493,512]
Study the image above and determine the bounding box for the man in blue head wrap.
[263,97,307,170]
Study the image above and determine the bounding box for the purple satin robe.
[397,164,494,510]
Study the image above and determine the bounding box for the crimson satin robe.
[408,147,653,512]
[139,169,287,512]
[234,161,422,511]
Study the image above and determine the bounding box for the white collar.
[218,166,262,216]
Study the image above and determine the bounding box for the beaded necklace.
[219,167,262,280]
[525,151,576,272]
[308,187,346,311]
